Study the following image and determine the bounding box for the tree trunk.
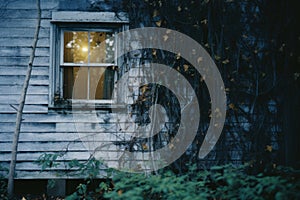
[7,0,41,198]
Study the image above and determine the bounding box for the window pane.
[89,67,114,100]
[63,67,88,99]
[90,32,115,64]
[64,32,88,63]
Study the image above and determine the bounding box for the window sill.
[49,99,127,112]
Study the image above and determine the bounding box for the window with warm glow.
[61,31,116,100]
[49,12,128,107]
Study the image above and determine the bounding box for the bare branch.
[7,0,41,198]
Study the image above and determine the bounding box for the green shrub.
[37,154,300,199]
[103,164,300,200]
[0,165,8,200]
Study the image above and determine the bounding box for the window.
[62,30,115,100]
[50,12,128,107]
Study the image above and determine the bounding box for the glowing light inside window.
[82,47,88,52]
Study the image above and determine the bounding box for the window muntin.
[60,30,116,101]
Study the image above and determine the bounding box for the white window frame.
[49,11,129,108]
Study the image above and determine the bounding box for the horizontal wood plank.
[0,57,49,66]
[0,132,130,142]
[0,9,51,19]
[0,85,48,95]
[0,151,118,162]
[0,94,48,104]
[0,19,50,28]
[0,66,49,76]
[0,37,49,47]
[0,47,50,57]
[0,75,49,85]
[0,151,92,162]
[0,28,49,38]
[0,113,128,123]
[2,0,59,10]
[0,122,120,133]
[0,141,89,152]
[0,104,48,114]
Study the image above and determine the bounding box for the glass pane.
[90,32,115,64]
[64,32,88,63]
[89,67,114,99]
[63,67,88,99]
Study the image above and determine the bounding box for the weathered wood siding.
[0,0,130,179]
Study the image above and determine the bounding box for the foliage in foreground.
[0,179,7,200]
[103,164,300,200]
[0,155,299,199]
[36,154,300,199]
[0,165,8,200]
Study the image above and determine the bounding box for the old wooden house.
[0,0,189,185]
[0,0,140,183]
[0,0,298,195]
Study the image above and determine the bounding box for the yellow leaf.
[201,19,208,24]
[197,57,203,63]
[200,75,206,82]
[118,190,123,196]
[214,55,221,61]
[156,20,162,27]
[163,34,168,41]
[141,85,148,93]
[166,29,171,34]
[142,143,148,150]
[229,103,235,109]
[152,49,157,56]
[215,108,222,118]
[222,59,230,64]
[266,145,272,152]
[183,64,189,72]
[177,6,182,12]
[153,9,159,17]
[176,53,181,60]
